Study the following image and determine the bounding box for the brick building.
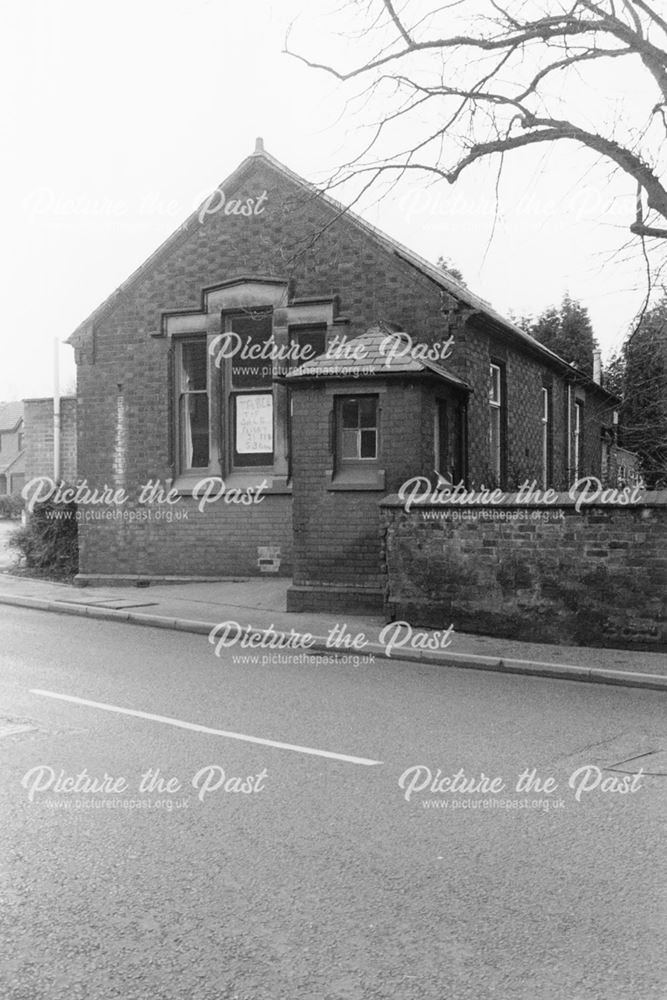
[23,397,77,486]
[67,140,618,610]
[0,402,25,495]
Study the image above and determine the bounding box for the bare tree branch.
[288,0,667,249]
[630,222,667,238]
[381,0,414,46]
[632,0,667,36]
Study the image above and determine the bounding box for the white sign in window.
[235,394,273,454]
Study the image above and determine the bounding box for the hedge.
[8,499,78,576]
[0,494,24,519]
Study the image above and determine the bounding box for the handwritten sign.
[236,394,273,454]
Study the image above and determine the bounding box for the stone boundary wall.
[379,491,667,650]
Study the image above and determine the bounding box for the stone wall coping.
[24,396,77,404]
[379,488,667,509]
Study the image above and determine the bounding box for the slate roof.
[0,401,24,432]
[286,326,469,389]
[0,451,24,476]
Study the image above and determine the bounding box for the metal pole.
[53,339,61,481]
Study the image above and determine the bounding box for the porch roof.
[284,326,469,390]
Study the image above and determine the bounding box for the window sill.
[172,473,292,496]
[325,468,386,492]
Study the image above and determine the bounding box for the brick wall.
[24,398,77,486]
[457,319,610,489]
[288,380,432,611]
[380,492,667,649]
[75,494,292,581]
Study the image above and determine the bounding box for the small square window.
[336,396,378,463]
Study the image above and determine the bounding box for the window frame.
[435,394,467,485]
[489,362,505,487]
[164,279,339,492]
[574,399,584,480]
[229,390,274,469]
[541,386,552,490]
[325,389,386,491]
[335,394,379,467]
[174,334,213,475]
[224,309,275,472]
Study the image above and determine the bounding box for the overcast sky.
[0,0,659,401]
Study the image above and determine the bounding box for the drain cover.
[55,598,158,610]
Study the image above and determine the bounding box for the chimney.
[593,348,602,384]
[254,137,265,155]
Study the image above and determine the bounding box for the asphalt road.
[1,605,665,1000]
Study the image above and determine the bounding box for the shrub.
[0,494,24,519]
[8,499,78,576]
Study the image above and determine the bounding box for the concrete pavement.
[0,560,665,691]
